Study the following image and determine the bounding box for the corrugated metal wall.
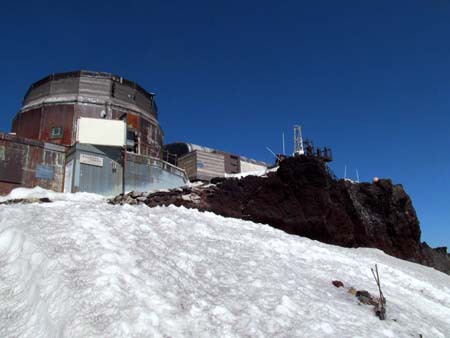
[125,152,187,192]
[78,75,111,99]
[178,150,225,181]
[67,144,123,197]
[0,133,65,195]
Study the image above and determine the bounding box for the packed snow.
[0,188,449,338]
[224,167,278,179]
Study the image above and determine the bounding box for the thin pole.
[344,165,347,179]
[282,132,285,155]
[266,146,282,162]
[356,169,360,182]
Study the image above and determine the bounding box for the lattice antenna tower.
[293,125,305,156]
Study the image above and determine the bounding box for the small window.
[51,127,63,138]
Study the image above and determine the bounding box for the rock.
[129,191,142,199]
[110,156,450,275]
[0,197,52,205]
[332,280,344,288]
[355,290,376,305]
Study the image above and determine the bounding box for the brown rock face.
[110,156,450,274]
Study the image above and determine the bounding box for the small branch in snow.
[371,264,386,320]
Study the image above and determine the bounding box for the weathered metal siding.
[125,153,188,192]
[139,118,162,158]
[78,75,111,99]
[24,79,51,104]
[134,90,152,114]
[222,153,240,174]
[40,104,75,145]
[196,151,225,180]
[74,104,106,120]
[0,140,24,184]
[177,152,197,180]
[49,76,80,96]
[178,151,225,181]
[0,133,65,195]
[14,70,163,155]
[12,108,42,140]
[68,144,123,196]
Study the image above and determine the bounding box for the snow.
[224,167,278,179]
[1,188,449,338]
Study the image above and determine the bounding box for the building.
[12,70,163,157]
[163,142,270,181]
[1,71,187,196]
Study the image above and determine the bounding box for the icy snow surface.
[0,188,449,338]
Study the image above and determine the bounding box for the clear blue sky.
[1,0,449,248]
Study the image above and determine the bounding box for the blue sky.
[1,0,449,247]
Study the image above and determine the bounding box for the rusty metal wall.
[40,104,75,145]
[14,73,163,158]
[12,108,42,140]
[0,133,66,195]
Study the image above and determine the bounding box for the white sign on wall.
[76,117,126,147]
[80,154,104,167]
[63,160,74,193]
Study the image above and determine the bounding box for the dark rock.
[111,156,450,275]
[0,197,52,205]
[210,177,227,184]
[355,290,376,305]
[332,280,344,288]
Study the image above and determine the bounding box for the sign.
[197,162,204,169]
[80,153,104,167]
[36,164,54,180]
[77,117,126,147]
[64,160,74,193]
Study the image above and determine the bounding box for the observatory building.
[12,70,163,157]
[1,71,186,195]
[1,70,270,196]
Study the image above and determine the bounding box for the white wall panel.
[76,117,125,147]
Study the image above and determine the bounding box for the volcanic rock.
[110,156,450,274]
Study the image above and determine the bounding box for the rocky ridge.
[109,156,450,274]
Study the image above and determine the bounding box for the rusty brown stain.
[126,113,139,129]
[0,133,66,195]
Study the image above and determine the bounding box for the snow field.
[0,188,449,337]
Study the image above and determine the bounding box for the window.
[51,127,63,138]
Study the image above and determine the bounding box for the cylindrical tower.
[12,70,163,157]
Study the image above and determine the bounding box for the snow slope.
[0,188,449,338]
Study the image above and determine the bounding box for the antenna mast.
[293,125,304,156]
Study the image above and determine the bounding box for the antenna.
[293,125,304,156]
[282,132,285,155]
[344,165,347,180]
[266,146,282,162]
[356,169,360,183]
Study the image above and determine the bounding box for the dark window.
[51,127,63,138]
